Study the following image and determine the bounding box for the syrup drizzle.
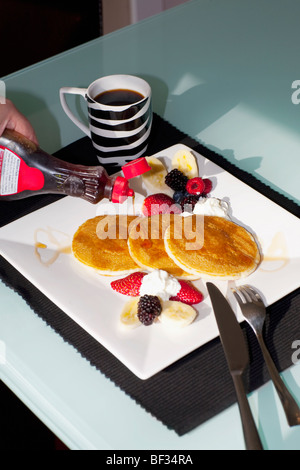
[34,227,71,266]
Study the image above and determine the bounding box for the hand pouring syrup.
[0,129,150,203]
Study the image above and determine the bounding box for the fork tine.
[240,285,255,302]
[243,285,264,305]
[233,285,252,301]
[233,285,257,302]
[232,287,246,306]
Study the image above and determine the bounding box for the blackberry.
[165,169,188,191]
[137,295,162,326]
[180,195,200,212]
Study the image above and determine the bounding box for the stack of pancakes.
[72,213,261,279]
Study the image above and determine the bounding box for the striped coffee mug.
[60,75,152,170]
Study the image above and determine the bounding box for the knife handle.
[232,374,264,450]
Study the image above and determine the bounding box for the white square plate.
[0,144,299,379]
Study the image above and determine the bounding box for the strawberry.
[202,178,212,195]
[170,280,203,305]
[142,193,181,216]
[111,272,146,296]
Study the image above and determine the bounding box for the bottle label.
[0,145,44,196]
[0,147,21,195]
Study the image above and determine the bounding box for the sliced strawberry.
[170,280,203,305]
[142,193,181,216]
[111,272,146,296]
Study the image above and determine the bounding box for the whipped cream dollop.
[139,269,181,301]
[192,197,230,218]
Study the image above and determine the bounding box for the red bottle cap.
[111,176,134,203]
[121,157,151,179]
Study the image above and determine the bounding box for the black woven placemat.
[0,113,299,436]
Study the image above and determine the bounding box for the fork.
[232,285,300,427]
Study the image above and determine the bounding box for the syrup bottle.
[0,129,150,204]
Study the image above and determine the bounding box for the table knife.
[207,282,263,450]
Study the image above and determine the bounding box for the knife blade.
[207,282,263,450]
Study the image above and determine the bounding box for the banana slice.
[142,156,173,196]
[120,297,141,329]
[172,149,198,179]
[159,300,197,327]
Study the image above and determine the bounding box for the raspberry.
[165,169,188,191]
[180,195,200,212]
[202,178,212,195]
[137,295,162,326]
[186,177,205,195]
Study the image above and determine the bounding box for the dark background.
[0,0,103,450]
[0,0,102,77]
[0,381,67,450]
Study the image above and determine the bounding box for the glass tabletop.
[1,0,300,450]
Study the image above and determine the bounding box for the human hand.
[0,99,38,144]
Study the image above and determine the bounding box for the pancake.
[72,215,141,275]
[164,215,261,279]
[127,214,199,279]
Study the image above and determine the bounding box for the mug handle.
[59,87,90,136]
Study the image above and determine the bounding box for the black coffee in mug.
[60,74,152,167]
[94,89,145,106]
